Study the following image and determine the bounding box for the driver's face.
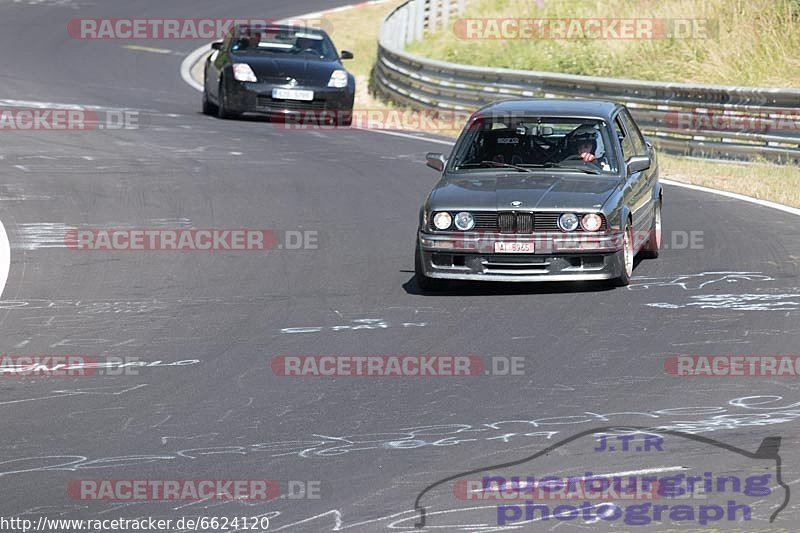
[577,142,593,155]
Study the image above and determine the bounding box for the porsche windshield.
[450,117,619,174]
[230,27,338,60]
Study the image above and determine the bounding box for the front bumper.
[225,80,355,118]
[418,231,625,282]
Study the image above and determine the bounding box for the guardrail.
[372,0,800,163]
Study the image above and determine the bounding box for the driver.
[295,36,323,55]
[566,125,610,171]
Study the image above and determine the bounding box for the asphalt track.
[1,0,800,531]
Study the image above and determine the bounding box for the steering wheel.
[561,154,603,168]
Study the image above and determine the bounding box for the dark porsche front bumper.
[225,80,355,119]
[418,231,626,282]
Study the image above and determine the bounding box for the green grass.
[407,0,800,87]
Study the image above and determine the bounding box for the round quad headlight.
[558,213,580,232]
[581,213,603,232]
[454,212,475,231]
[433,212,453,230]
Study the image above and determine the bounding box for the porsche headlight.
[581,213,603,232]
[558,213,580,232]
[454,212,475,231]
[433,212,452,230]
[233,63,257,82]
[327,70,349,88]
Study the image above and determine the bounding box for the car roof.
[473,98,623,120]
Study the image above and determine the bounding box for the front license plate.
[272,88,314,101]
[494,242,534,253]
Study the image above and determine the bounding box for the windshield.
[450,116,619,174]
[229,26,338,60]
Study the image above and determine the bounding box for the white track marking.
[123,44,172,54]
[0,219,9,298]
[179,43,212,91]
[659,179,800,217]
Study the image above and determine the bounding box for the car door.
[620,107,657,204]
[613,111,650,236]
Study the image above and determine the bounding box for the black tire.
[335,111,353,127]
[641,199,662,259]
[612,223,634,287]
[216,78,239,120]
[415,242,447,292]
[202,83,217,115]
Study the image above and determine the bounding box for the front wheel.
[612,223,634,287]
[217,78,239,119]
[641,199,662,259]
[335,109,353,126]
[415,242,447,292]
[202,83,217,115]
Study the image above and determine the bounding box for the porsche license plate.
[494,242,534,253]
[272,88,314,101]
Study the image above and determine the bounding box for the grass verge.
[406,0,800,87]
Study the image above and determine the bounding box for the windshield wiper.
[560,167,601,174]
[458,161,534,173]
[537,162,602,175]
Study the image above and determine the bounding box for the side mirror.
[340,50,354,60]
[627,156,651,174]
[211,42,223,51]
[426,152,446,172]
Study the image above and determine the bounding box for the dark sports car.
[415,99,662,291]
[203,24,355,125]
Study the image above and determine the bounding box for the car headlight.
[454,212,475,231]
[233,63,257,82]
[433,212,452,230]
[327,69,349,88]
[581,213,603,232]
[558,213,580,232]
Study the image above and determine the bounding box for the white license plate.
[272,88,314,101]
[494,242,534,253]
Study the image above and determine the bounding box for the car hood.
[238,56,341,83]
[430,173,620,211]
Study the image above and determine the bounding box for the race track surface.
[1,1,799,531]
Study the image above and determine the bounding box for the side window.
[620,109,647,156]
[614,117,634,162]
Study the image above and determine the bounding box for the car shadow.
[401,255,649,296]
[402,276,615,296]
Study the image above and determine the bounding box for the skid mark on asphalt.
[280,318,426,334]
[647,293,800,311]
[628,271,775,290]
